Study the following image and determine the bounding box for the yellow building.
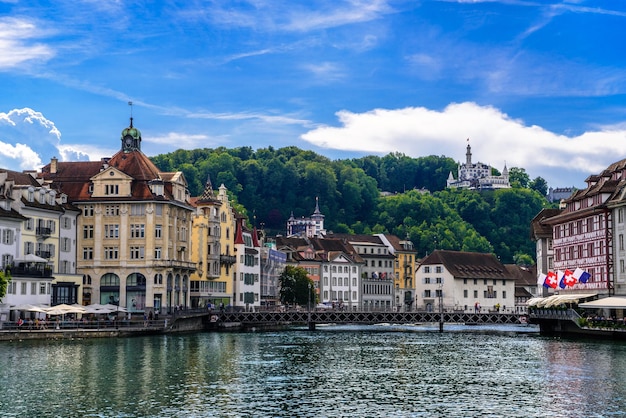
[215,184,236,308]
[40,118,195,315]
[377,233,417,312]
[190,176,232,308]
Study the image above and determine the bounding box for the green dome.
[121,117,141,139]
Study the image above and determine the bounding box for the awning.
[16,253,48,263]
[530,293,597,307]
[579,297,626,309]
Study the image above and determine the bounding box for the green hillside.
[151,146,551,264]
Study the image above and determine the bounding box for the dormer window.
[105,184,119,195]
[149,180,164,197]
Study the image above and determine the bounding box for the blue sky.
[1,0,625,190]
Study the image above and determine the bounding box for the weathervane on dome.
[128,101,134,128]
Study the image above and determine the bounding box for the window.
[21,282,27,295]
[130,246,145,259]
[473,290,478,298]
[83,247,93,260]
[105,224,119,239]
[104,247,119,260]
[61,217,72,229]
[436,277,442,284]
[105,205,120,216]
[154,274,163,285]
[40,282,46,294]
[131,204,145,216]
[155,247,162,259]
[25,218,34,230]
[83,205,94,217]
[424,266,430,273]
[61,237,71,252]
[424,290,431,298]
[2,229,14,245]
[424,277,431,284]
[435,266,442,273]
[503,291,507,299]
[435,289,442,298]
[155,225,162,239]
[83,225,94,239]
[105,184,119,195]
[464,289,468,298]
[131,224,145,238]
[155,205,163,216]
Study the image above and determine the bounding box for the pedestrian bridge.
[182,310,525,329]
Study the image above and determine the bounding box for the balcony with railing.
[220,254,236,265]
[36,227,51,238]
[7,263,53,278]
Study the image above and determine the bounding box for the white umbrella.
[103,304,128,313]
[17,253,48,263]
[10,304,47,313]
[44,304,86,315]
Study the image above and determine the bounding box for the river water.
[0,324,624,417]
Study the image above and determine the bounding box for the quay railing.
[0,319,168,332]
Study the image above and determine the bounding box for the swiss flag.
[563,269,577,287]
[544,271,558,289]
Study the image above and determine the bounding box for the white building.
[328,234,395,311]
[415,250,515,313]
[447,142,510,190]
[286,197,326,238]
[0,169,81,319]
[233,216,261,311]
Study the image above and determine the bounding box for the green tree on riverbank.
[278,266,316,308]
[0,270,8,301]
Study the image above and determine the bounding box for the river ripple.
[0,324,624,417]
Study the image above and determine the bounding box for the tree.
[0,270,8,302]
[278,265,315,307]
[529,176,548,197]
[508,167,530,188]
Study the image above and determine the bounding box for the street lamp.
[308,282,315,331]
[438,284,444,333]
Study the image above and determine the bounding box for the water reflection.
[1,326,626,417]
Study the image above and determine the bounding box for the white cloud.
[0,141,43,171]
[0,108,62,170]
[146,132,225,150]
[301,102,626,187]
[301,62,346,82]
[191,0,396,32]
[0,17,54,69]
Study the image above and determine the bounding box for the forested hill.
[151,146,551,264]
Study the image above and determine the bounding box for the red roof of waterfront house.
[420,250,508,280]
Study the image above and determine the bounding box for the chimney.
[50,156,58,174]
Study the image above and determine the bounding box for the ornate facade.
[39,118,195,314]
